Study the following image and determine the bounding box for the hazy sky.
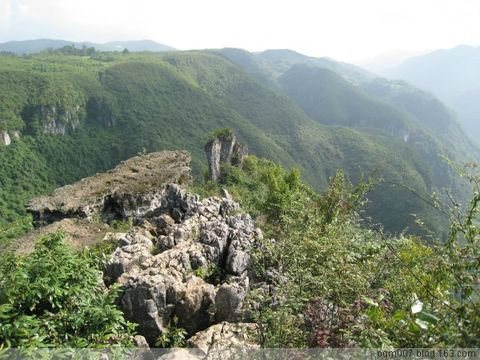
[1,0,479,63]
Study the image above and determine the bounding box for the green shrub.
[155,317,187,348]
[0,232,136,348]
[200,155,480,348]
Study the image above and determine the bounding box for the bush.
[0,232,136,348]
[201,155,480,348]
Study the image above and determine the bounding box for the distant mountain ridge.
[383,44,480,142]
[0,39,176,54]
[215,47,477,157]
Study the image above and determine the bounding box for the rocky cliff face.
[26,150,260,350]
[37,104,83,135]
[1,131,11,146]
[0,130,21,146]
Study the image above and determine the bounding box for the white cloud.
[1,0,480,62]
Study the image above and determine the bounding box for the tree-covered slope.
[383,45,480,142]
[0,50,472,238]
[278,64,414,133]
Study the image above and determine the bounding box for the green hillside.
[0,50,474,240]
[279,64,414,133]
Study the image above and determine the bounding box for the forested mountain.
[383,45,480,142]
[0,39,175,54]
[0,48,477,242]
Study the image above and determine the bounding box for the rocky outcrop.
[12,130,20,140]
[1,131,11,146]
[0,130,21,146]
[187,322,258,356]
[205,131,248,181]
[155,322,258,359]
[25,148,261,349]
[27,151,192,227]
[40,104,82,135]
[106,184,261,345]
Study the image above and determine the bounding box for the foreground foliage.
[0,232,136,348]
[199,156,480,347]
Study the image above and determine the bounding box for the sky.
[1,0,480,64]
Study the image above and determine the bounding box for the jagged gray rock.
[187,322,258,357]
[215,277,249,323]
[105,185,260,345]
[27,151,192,227]
[232,142,248,167]
[204,131,248,181]
[205,138,222,182]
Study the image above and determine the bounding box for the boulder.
[215,277,249,323]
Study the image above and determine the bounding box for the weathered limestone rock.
[219,133,236,164]
[187,322,258,356]
[40,104,82,135]
[204,131,248,181]
[105,185,261,345]
[215,277,249,323]
[155,322,257,359]
[23,149,262,348]
[1,131,11,146]
[27,151,192,227]
[133,335,150,348]
[205,138,222,182]
[105,232,154,284]
[232,142,248,167]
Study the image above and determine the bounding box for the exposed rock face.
[205,138,222,182]
[187,322,258,356]
[24,149,261,348]
[105,184,261,345]
[1,131,11,146]
[27,151,192,227]
[232,142,248,167]
[40,104,82,135]
[204,133,248,181]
